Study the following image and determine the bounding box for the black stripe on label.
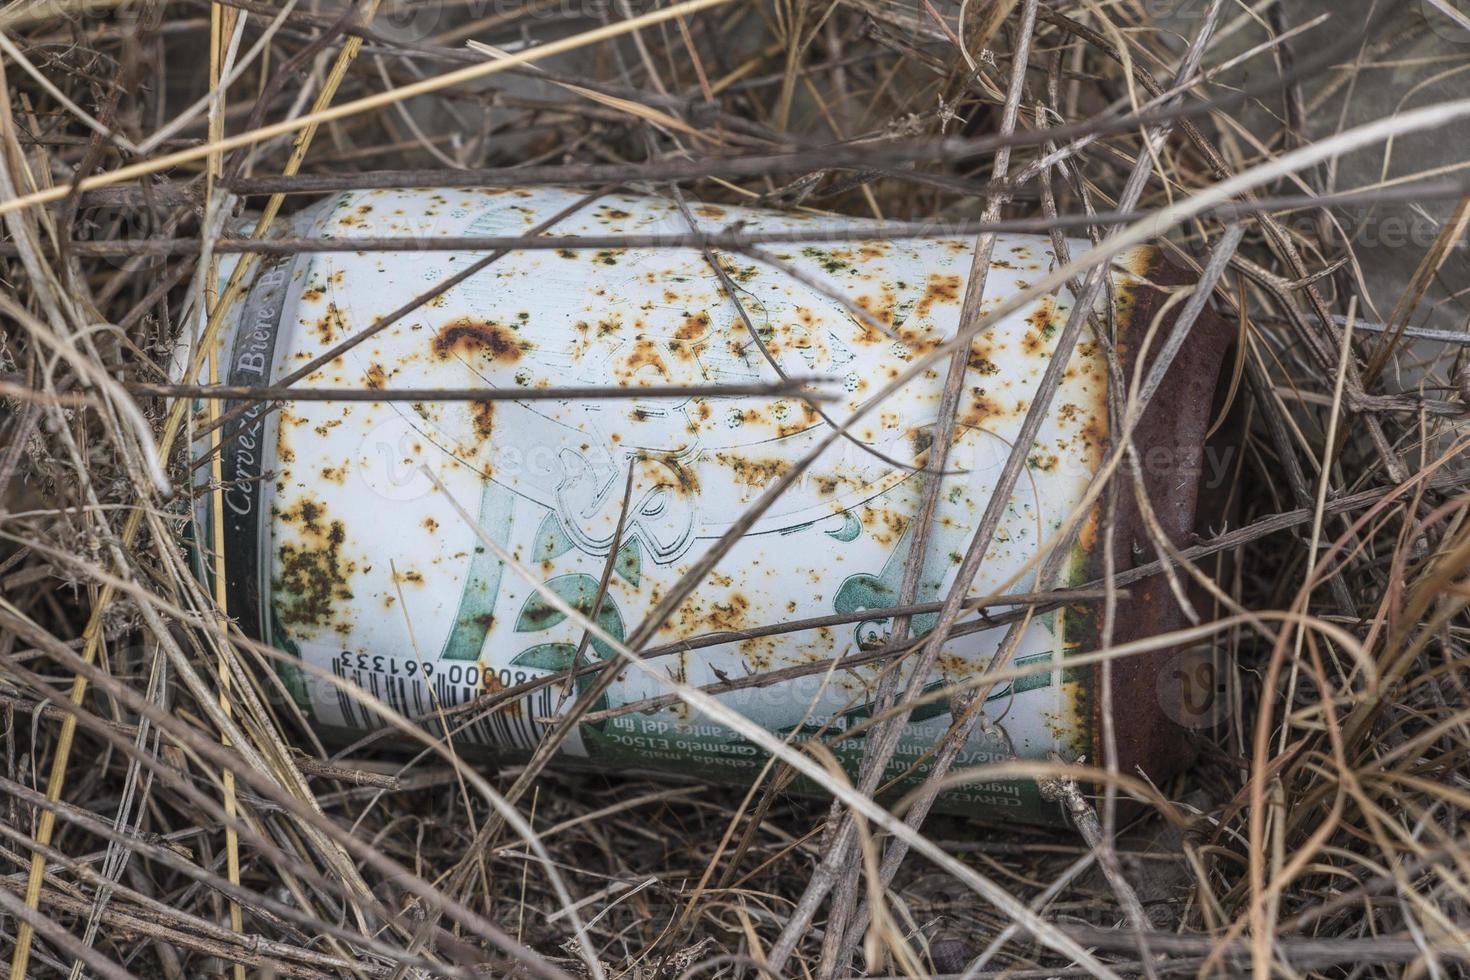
[220,255,294,644]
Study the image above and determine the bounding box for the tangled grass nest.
[2,0,1470,977]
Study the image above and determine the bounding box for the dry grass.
[2,0,1469,977]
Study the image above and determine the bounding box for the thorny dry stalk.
[1,1,1469,979]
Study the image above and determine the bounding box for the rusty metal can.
[187,187,1231,821]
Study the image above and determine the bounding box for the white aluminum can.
[188,186,1227,821]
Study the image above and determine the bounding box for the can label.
[219,254,296,648]
[198,187,1143,818]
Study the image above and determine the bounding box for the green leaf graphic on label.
[532,511,577,563]
[439,481,515,661]
[834,514,945,636]
[615,538,641,586]
[832,469,972,639]
[510,641,580,673]
[834,570,896,613]
[509,640,614,731]
[825,511,862,542]
[514,573,626,659]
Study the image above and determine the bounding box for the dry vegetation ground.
[2,0,1470,977]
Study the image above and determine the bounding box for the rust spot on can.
[916,273,961,318]
[470,400,495,439]
[432,318,529,363]
[674,312,711,340]
[624,339,671,380]
[274,499,354,629]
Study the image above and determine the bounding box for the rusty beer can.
[187,187,1230,821]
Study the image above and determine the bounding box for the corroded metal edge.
[1071,248,1236,808]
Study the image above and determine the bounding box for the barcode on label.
[328,658,559,752]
